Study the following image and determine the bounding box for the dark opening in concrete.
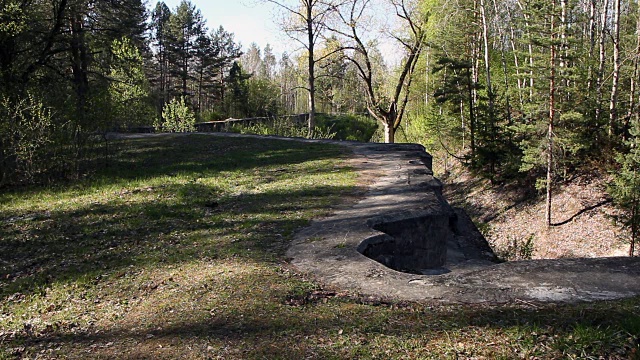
[357,211,454,275]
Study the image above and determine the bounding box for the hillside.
[443,167,630,260]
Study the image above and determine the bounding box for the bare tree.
[329,0,427,143]
[595,0,609,125]
[265,0,337,135]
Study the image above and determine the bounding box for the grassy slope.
[0,134,639,359]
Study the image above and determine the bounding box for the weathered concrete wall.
[338,143,496,275]
[361,210,452,271]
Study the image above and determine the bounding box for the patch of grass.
[1,134,639,359]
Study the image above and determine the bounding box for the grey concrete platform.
[286,141,640,304]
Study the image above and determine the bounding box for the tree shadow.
[6,292,640,358]
[0,182,360,301]
[551,199,612,227]
[443,175,535,223]
[0,134,350,200]
[2,135,639,358]
[0,134,359,300]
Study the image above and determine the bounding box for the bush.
[228,117,336,140]
[316,113,377,142]
[157,97,195,133]
[0,92,55,186]
[495,234,536,261]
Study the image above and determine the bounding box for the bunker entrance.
[357,211,455,275]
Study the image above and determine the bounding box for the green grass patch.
[1,134,639,359]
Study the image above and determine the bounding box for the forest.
[1,0,639,253]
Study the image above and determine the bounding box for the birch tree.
[266,0,338,135]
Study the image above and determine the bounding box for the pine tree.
[166,0,206,99]
[151,2,172,113]
[610,117,640,256]
[225,61,251,117]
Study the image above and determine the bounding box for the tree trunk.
[306,4,316,137]
[516,0,534,101]
[560,0,568,93]
[479,0,494,119]
[197,66,204,119]
[625,6,640,131]
[467,68,476,160]
[469,2,479,162]
[70,9,90,176]
[631,195,637,256]
[493,0,512,124]
[425,51,430,106]
[547,2,557,227]
[384,121,395,143]
[609,0,621,139]
[627,8,639,136]
[587,0,596,92]
[506,6,525,110]
[595,0,609,125]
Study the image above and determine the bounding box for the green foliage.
[230,118,336,139]
[108,37,154,129]
[316,113,377,142]
[0,2,27,38]
[609,119,640,256]
[229,117,336,140]
[159,97,196,133]
[200,109,224,122]
[224,61,251,118]
[496,234,536,261]
[246,77,280,117]
[514,121,547,174]
[0,92,55,186]
[399,106,469,174]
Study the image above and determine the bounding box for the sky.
[150,0,291,55]
[149,0,400,65]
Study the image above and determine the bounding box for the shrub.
[157,97,195,133]
[316,113,377,142]
[496,234,536,261]
[0,92,55,186]
[228,117,336,140]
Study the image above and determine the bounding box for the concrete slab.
[285,140,640,304]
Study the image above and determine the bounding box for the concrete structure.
[114,133,640,304]
[287,141,640,304]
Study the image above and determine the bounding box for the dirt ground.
[442,167,630,260]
